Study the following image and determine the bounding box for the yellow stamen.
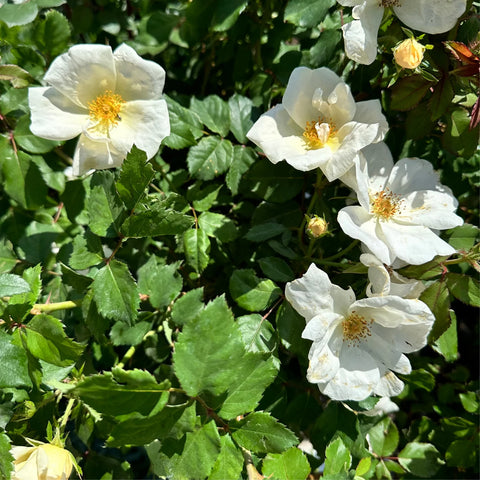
[88,90,125,133]
[303,117,337,150]
[342,311,372,345]
[371,189,402,220]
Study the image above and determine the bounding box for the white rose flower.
[360,252,425,299]
[10,440,78,480]
[28,43,170,176]
[337,0,467,65]
[337,150,464,266]
[285,263,435,401]
[246,66,388,181]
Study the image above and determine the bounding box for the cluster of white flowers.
[247,64,463,402]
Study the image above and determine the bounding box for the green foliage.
[0,0,478,478]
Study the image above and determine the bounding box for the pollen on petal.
[303,117,337,150]
[342,311,372,346]
[371,189,403,220]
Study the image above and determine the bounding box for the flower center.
[379,0,400,6]
[342,311,372,345]
[371,189,403,220]
[88,90,125,133]
[303,117,337,150]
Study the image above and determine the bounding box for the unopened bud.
[306,216,328,238]
[393,38,426,69]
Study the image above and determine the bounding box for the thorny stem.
[194,395,230,431]
[106,235,125,264]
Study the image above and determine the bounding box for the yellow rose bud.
[307,216,329,238]
[10,442,74,480]
[393,38,426,69]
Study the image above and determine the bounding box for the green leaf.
[459,391,479,414]
[173,296,244,396]
[137,257,182,308]
[398,258,446,280]
[208,434,244,480]
[445,439,478,469]
[188,182,222,211]
[401,369,435,392]
[87,171,126,238]
[18,221,62,264]
[198,211,238,243]
[237,314,276,354]
[366,417,399,457]
[242,158,304,203]
[398,442,444,478]
[284,0,335,28]
[171,421,221,480]
[171,288,204,326]
[218,353,278,420]
[121,197,193,238]
[190,95,230,137]
[0,2,38,27]
[0,273,31,297]
[22,314,83,367]
[0,330,32,388]
[230,269,282,312]
[309,29,342,67]
[228,93,253,143]
[432,311,458,362]
[323,437,352,475]
[0,431,13,480]
[428,75,454,121]
[37,10,71,57]
[262,447,310,480]
[1,149,48,209]
[446,272,480,307]
[212,0,248,32]
[0,64,34,88]
[226,145,256,195]
[443,108,479,157]
[232,412,298,454]
[446,223,479,251]
[91,259,139,325]
[245,222,287,242]
[276,300,309,355]
[73,368,170,417]
[420,279,451,342]
[390,75,432,111]
[68,229,103,270]
[258,256,295,282]
[183,228,211,273]
[163,95,204,149]
[107,404,187,447]
[110,320,152,347]
[116,147,154,211]
[356,457,372,477]
[187,136,234,181]
[0,240,17,273]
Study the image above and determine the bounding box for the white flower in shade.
[10,439,79,480]
[337,0,467,65]
[285,263,434,401]
[360,252,425,299]
[337,151,464,266]
[28,43,170,176]
[246,66,388,181]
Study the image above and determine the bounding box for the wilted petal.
[114,43,166,101]
[394,0,466,35]
[28,87,86,141]
[374,371,405,397]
